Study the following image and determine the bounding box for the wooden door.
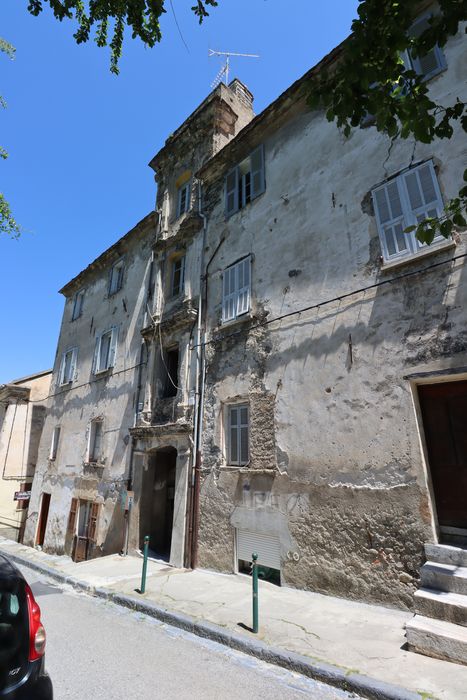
[418,380,467,529]
[36,493,51,546]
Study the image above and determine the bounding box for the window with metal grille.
[109,259,124,295]
[222,257,251,323]
[227,404,249,466]
[372,160,445,263]
[177,182,191,217]
[88,420,103,463]
[170,256,185,297]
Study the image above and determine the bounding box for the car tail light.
[25,583,46,660]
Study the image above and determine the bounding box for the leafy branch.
[0,38,20,238]
[27,0,218,74]
[307,0,467,245]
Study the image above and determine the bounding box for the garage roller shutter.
[236,529,281,570]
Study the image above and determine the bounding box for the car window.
[0,582,29,691]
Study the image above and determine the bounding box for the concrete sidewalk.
[1,537,465,700]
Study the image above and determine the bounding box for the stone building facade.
[195,19,467,610]
[23,11,467,656]
[0,370,51,541]
[24,214,156,560]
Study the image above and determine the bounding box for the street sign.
[14,491,31,501]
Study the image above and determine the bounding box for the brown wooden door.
[419,380,467,529]
[36,493,51,546]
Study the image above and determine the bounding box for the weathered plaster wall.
[24,221,155,555]
[0,372,51,541]
[197,25,467,608]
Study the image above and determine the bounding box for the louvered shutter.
[108,327,118,368]
[70,347,78,381]
[58,352,66,385]
[372,180,409,259]
[236,258,251,317]
[225,167,239,216]
[67,498,78,533]
[410,17,446,80]
[87,503,100,542]
[92,336,100,374]
[403,161,444,247]
[222,266,237,322]
[250,145,265,200]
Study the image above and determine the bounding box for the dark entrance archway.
[139,447,177,560]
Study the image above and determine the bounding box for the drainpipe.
[187,181,226,569]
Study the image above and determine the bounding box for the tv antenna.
[208,49,259,88]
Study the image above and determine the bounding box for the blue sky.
[0,0,359,382]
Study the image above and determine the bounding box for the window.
[160,347,179,399]
[109,259,124,295]
[93,327,118,373]
[177,182,191,217]
[222,257,251,323]
[49,426,61,460]
[372,160,445,263]
[170,256,185,297]
[88,420,103,463]
[225,145,265,217]
[403,16,447,81]
[227,404,249,466]
[59,347,78,385]
[71,289,85,321]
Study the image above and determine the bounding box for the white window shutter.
[236,258,251,316]
[409,17,446,79]
[58,353,66,385]
[250,145,265,199]
[108,327,118,368]
[225,167,239,216]
[70,347,78,381]
[92,336,100,374]
[372,180,410,260]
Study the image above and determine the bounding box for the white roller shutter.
[236,529,281,570]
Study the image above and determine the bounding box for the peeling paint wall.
[197,24,467,609]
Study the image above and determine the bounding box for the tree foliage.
[307,0,467,244]
[27,0,218,74]
[0,38,20,238]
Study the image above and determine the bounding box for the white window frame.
[93,327,118,374]
[49,426,61,461]
[222,256,251,323]
[226,403,250,466]
[372,160,445,264]
[170,255,186,298]
[71,289,85,321]
[225,144,265,217]
[109,259,125,295]
[59,347,78,385]
[87,419,103,464]
[176,182,191,218]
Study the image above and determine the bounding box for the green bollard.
[252,552,259,633]
[140,535,150,594]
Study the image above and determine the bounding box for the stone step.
[421,562,467,595]
[425,543,467,568]
[406,614,467,665]
[415,588,467,627]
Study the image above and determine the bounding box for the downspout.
[188,180,226,569]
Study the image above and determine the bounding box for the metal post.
[252,552,259,633]
[140,535,149,594]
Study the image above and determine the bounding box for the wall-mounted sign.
[14,491,31,501]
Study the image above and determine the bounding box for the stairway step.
[421,562,467,595]
[425,543,467,568]
[415,588,467,627]
[406,614,467,665]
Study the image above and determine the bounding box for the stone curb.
[3,548,423,700]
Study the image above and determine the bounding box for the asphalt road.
[21,565,360,699]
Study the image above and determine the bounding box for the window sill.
[380,239,456,273]
[219,312,252,331]
[83,461,105,469]
[94,367,113,377]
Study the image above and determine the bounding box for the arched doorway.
[139,447,177,561]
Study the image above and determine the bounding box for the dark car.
[0,554,53,699]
